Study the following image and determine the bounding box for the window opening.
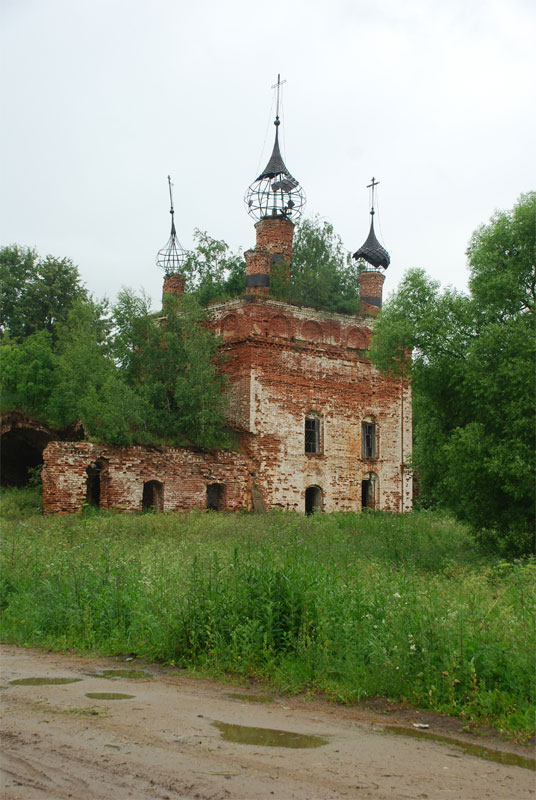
[305,416,321,454]
[207,483,226,511]
[142,480,164,512]
[362,422,377,459]
[305,485,323,515]
[85,463,102,507]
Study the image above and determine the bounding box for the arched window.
[207,483,226,511]
[305,413,322,454]
[361,416,377,459]
[142,480,164,512]
[305,485,323,515]
[361,472,379,510]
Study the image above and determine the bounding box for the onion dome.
[156,176,188,275]
[353,177,390,270]
[245,76,305,221]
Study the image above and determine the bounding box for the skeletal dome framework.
[245,80,305,222]
[156,176,188,275]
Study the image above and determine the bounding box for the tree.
[181,230,245,306]
[0,245,89,341]
[0,330,58,417]
[112,290,231,449]
[370,193,535,555]
[270,216,362,313]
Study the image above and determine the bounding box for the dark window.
[361,422,377,459]
[305,416,321,454]
[207,483,226,511]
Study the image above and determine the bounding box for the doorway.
[142,480,164,512]
[361,473,378,510]
[86,463,102,507]
[207,483,226,511]
[305,485,323,515]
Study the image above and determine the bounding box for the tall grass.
[1,488,534,736]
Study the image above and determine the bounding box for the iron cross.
[271,74,286,120]
[367,177,379,214]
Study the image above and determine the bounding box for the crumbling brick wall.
[209,295,412,513]
[42,442,252,514]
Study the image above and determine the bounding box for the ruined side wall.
[42,442,252,514]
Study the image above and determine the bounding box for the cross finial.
[271,73,286,124]
[167,175,176,235]
[367,176,379,216]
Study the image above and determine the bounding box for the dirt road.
[1,645,533,799]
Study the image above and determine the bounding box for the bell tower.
[243,75,305,295]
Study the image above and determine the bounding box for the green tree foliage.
[181,229,246,306]
[370,193,536,554]
[0,330,58,416]
[0,245,89,341]
[270,217,362,313]
[112,290,231,449]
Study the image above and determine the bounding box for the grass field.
[1,487,534,738]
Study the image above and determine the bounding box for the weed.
[0,488,534,736]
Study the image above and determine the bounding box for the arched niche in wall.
[269,314,291,338]
[301,320,322,343]
[346,327,368,350]
[323,321,341,345]
[220,313,238,339]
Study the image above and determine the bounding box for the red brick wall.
[359,270,386,315]
[163,273,186,298]
[42,442,252,514]
[209,296,412,513]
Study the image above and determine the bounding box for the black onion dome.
[353,218,390,269]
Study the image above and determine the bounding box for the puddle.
[9,677,82,686]
[85,692,135,700]
[83,669,151,680]
[384,726,536,771]
[212,720,328,748]
[226,692,274,704]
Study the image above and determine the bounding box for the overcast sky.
[1,0,535,310]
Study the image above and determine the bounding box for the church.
[41,90,412,515]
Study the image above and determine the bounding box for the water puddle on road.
[226,692,274,704]
[384,726,536,771]
[9,677,82,686]
[83,669,151,680]
[85,692,135,700]
[212,720,328,748]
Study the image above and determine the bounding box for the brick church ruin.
[38,86,412,515]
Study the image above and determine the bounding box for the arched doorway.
[207,483,226,511]
[305,485,323,515]
[0,427,50,487]
[85,460,109,508]
[361,472,379,510]
[142,480,164,512]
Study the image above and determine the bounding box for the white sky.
[1,0,535,310]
